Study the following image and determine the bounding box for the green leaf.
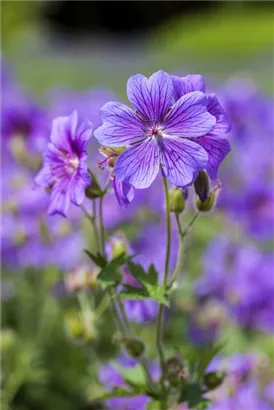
[179,381,208,407]
[124,261,169,306]
[97,253,127,287]
[95,387,143,401]
[196,343,224,379]
[84,250,107,268]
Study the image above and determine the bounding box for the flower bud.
[65,311,97,344]
[169,188,185,214]
[196,192,215,212]
[122,337,145,359]
[65,265,99,292]
[108,232,129,259]
[85,170,103,199]
[165,355,189,386]
[194,171,210,203]
[203,371,226,390]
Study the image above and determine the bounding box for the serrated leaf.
[97,253,127,287]
[84,250,107,268]
[179,381,208,407]
[124,261,169,306]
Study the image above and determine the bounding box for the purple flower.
[172,74,231,179]
[35,111,93,216]
[113,177,135,208]
[94,70,216,189]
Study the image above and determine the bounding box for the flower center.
[66,155,79,174]
[150,125,163,140]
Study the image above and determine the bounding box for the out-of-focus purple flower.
[94,70,216,189]
[1,70,49,165]
[196,237,274,333]
[207,354,273,410]
[172,74,231,180]
[35,111,93,216]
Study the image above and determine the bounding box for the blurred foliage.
[152,4,274,57]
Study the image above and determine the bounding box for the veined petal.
[164,91,216,138]
[160,137,208,187]
[196,136,231,179]
[207,94,231,135]
[74,119,93,152]
[35,165,54,187]
[50,111,78,153]
[113,177,135,208]
[94,102,146,147]
[70,171,90,206]
[172,74,205,100]
[127,70,173,121]
[48,180,71,217]
[114,139,160,189]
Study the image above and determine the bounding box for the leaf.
[84,250,107,268]
[124,261,169,306]
[179,381,209,407]
[95,387,143,401]
[97,253,127,287]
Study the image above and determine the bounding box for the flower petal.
[164,91,216,138]
[70,171,90,206]
[48,180,71,217]
[50,111,78,153]
[196,136,231,179]
[74,119,93,152]
[114,139,160,189]
[113,177,135,208]
[160,137,208,187]
[172,74,205,100]
[127,70,173,121]
[94,102,146,147]
[35,165,53,187]
[207,94,231,136]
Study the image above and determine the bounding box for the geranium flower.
[94,70,216,189]
[35,111,93,216]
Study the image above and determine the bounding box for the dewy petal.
[113,177,135,208]
[50,111,78,153]
[164,91,216,138]
[207,94,231,136]
[94,102,146,147]
[114,139,160,189]
[172,74,205,100]
[160,137,208,187]
[196,136,231,179]
[48,180,71,217]
[127,70,173,121]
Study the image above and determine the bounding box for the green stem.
[156,176,171,390]
[99,196,105,256]
[169,212,200,289]
[81,204,100,252]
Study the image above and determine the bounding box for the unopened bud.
[203,371,226,390]
[122,337,145,359]
[65,311,97,344]
[108,232,129,259]
[194,171,210,203]
[196,192,215,212]
[169,188,185,214]
[65,265,99,292]
[85,171,103,199]
[165,355,189,386]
